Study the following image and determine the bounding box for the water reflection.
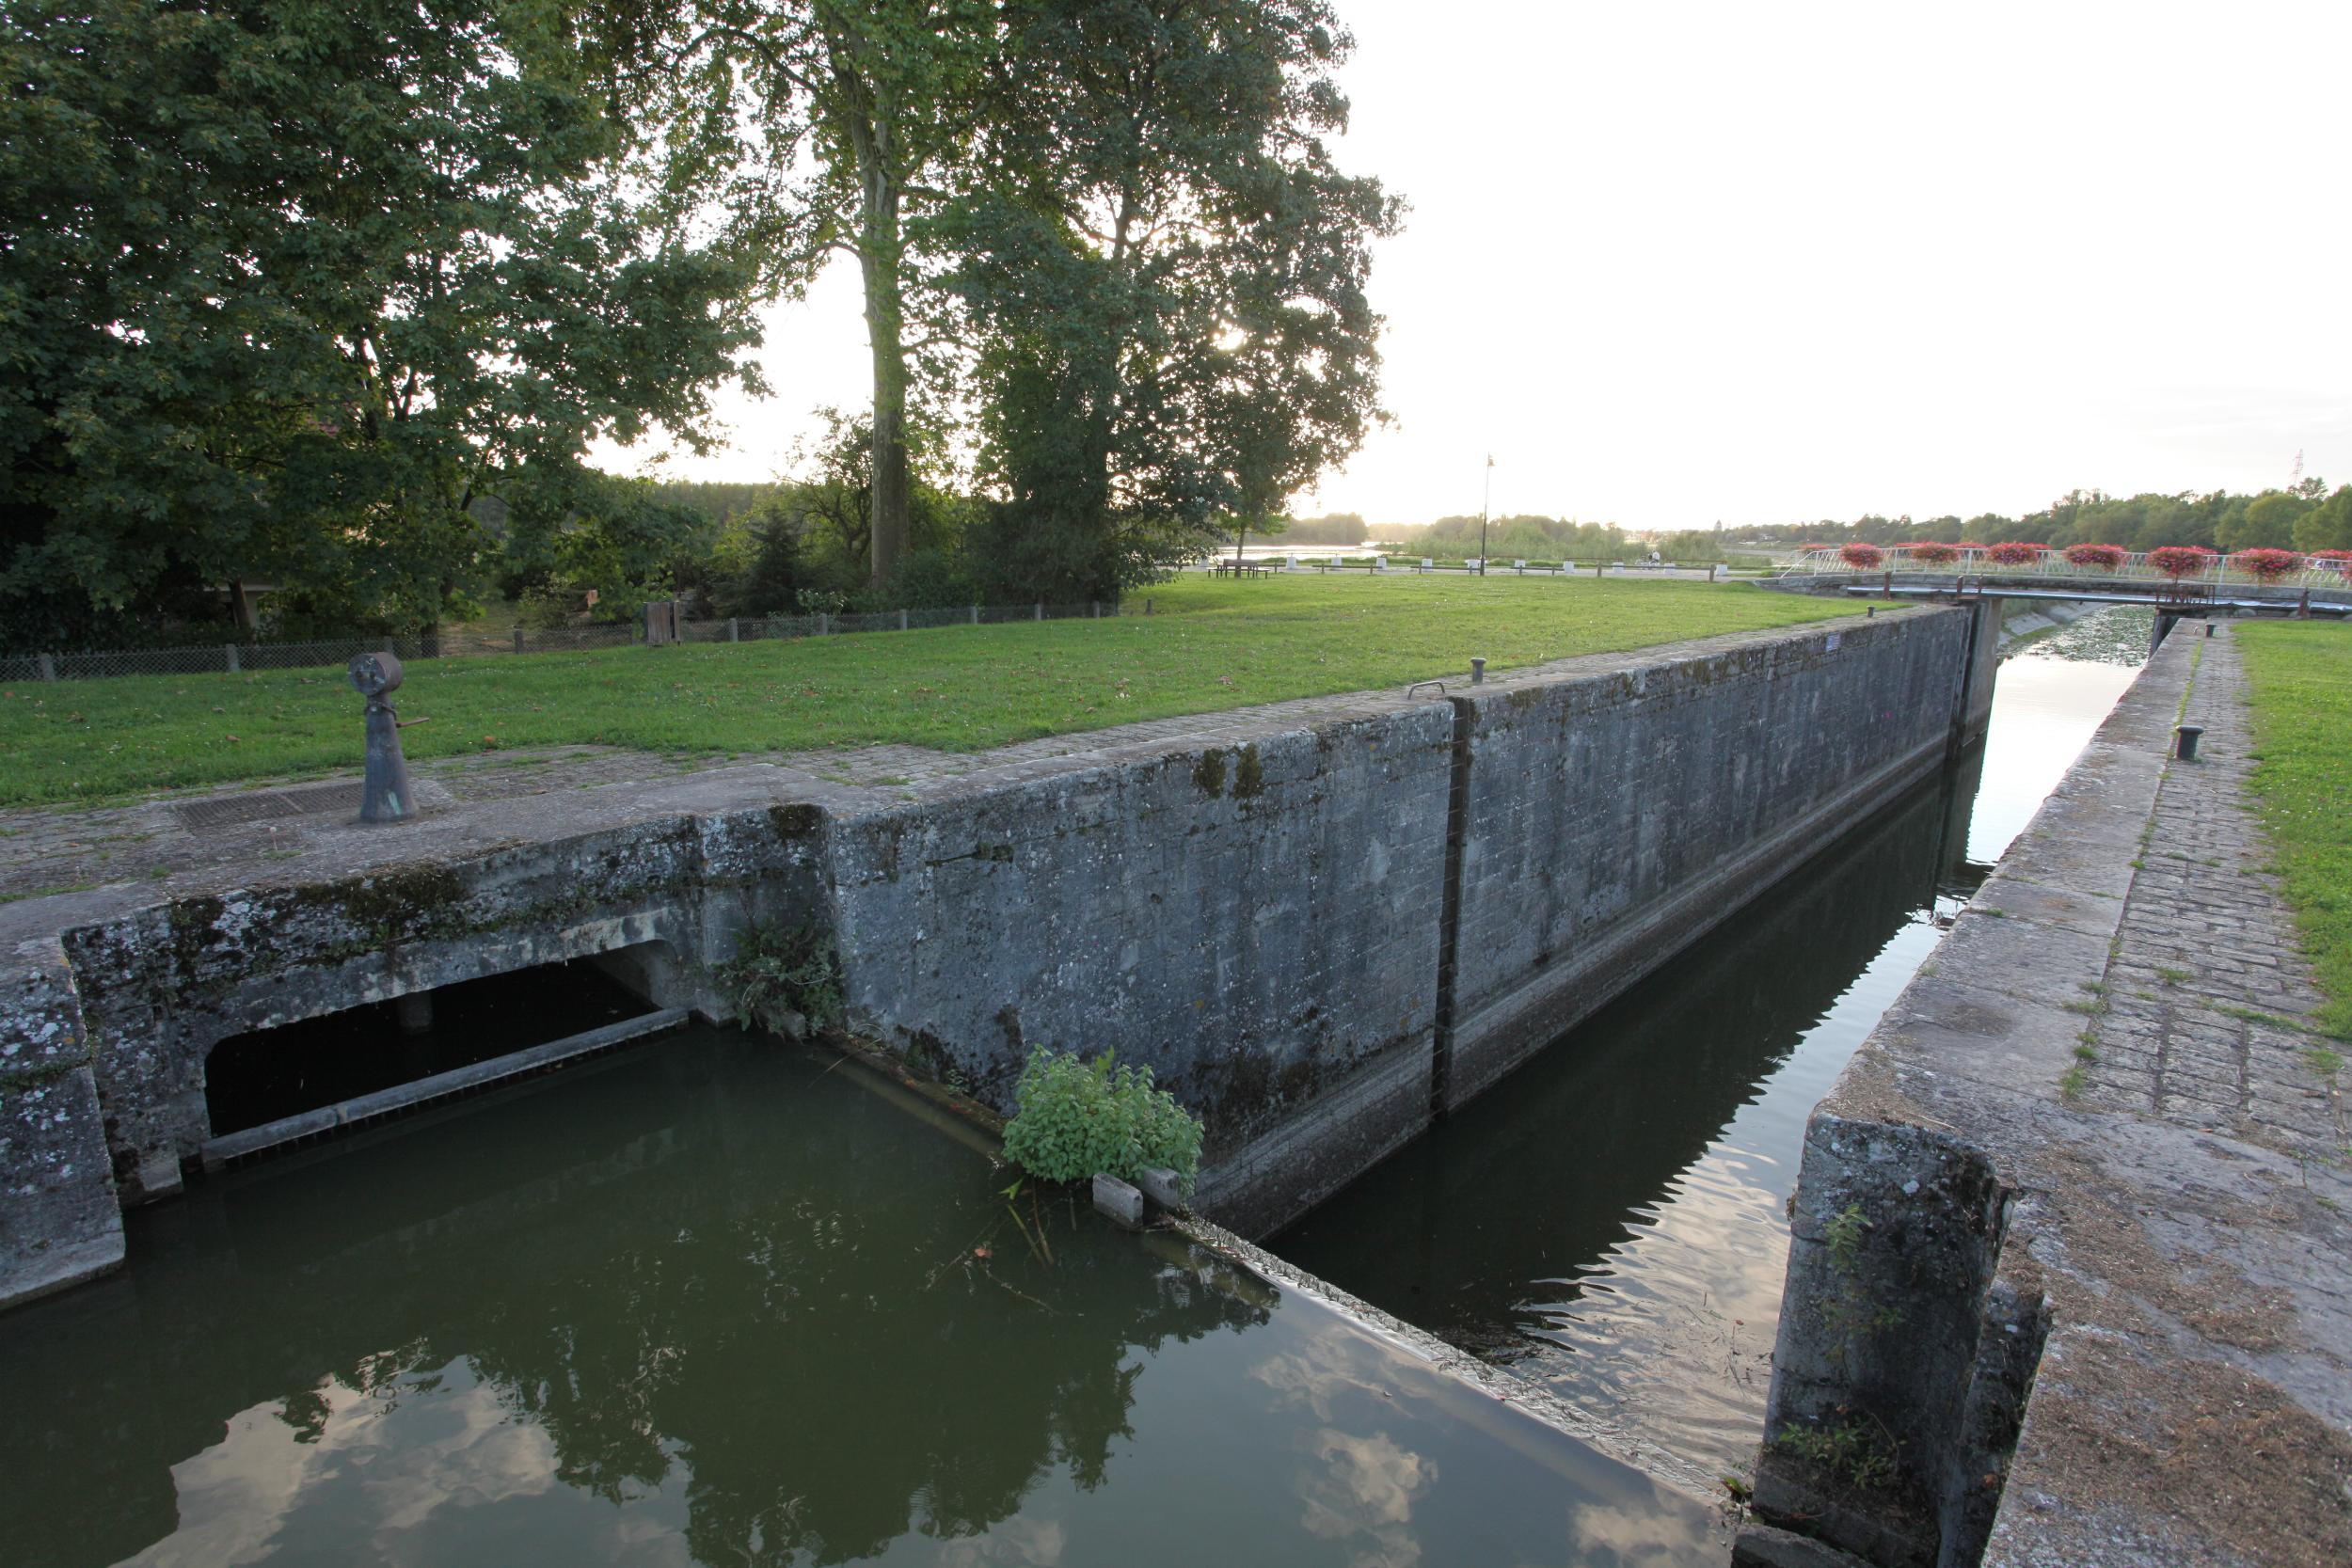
[1276,610,2147,1480]
[1,1030,1718,1568]
[1277,770,1978,1463]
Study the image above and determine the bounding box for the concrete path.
[1749,621,2352,1568]
[2080,629,2344,1156]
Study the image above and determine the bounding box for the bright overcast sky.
[610,1,2352,532]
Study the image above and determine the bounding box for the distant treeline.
[1734,483,2352,556]
[1370,515,1728,562]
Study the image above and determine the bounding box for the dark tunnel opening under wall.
[202,949,670,1140]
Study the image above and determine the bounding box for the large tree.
[0,0,756,646]
[626,0,992,592]
[950,0,1401,600]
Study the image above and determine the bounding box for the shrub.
[2233,547,2304,582]
[1838,542,1885,570]
[1984,541,2044,566]
[1000,1046,1203,1193]
[2061,543,2127,571]
[2148,545,2217,579]
[716,920,843,1036]
[1904,541,1960,565]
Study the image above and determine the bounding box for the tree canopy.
[0,0,759,648]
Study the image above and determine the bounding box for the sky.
[606,1,2352,533]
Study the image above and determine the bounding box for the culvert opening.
[202,949,681,1163]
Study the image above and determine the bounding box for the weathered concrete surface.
[1440,608,1993,1104]
[823,694,1459,1236]
[5,605,1994,1307]
[1749,625,2352,1567]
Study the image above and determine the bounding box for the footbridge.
[1774,547,2352,618]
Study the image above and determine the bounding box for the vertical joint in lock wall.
[1428,696,1477,1117]
[1946,599,1988,767]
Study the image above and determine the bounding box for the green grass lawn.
[2235,622,2352,1038]
[0,576,1859,810]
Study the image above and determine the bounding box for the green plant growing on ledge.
[1772,1418,1899,1492]
[1815,1201,1904,1363]
[716,920,843,1036]
[1002,1046,1203,1194]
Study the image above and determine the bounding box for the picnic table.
[1210,561,1274,578]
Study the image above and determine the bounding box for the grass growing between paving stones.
[0,576,1860,809]
[2237,622,2352,1039]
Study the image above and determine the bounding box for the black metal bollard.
[2174,724,2204,762]
[349,651,420,822]
[1470,657,1486,685]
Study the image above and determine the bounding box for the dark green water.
[0,1028,1718,1567]
[1273,616,2147,1481]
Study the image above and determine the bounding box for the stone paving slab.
[2076,629,2345,1157]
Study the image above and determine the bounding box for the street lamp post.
[1479,455,1493,576]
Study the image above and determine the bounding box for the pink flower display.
[1983,541,2044,567]
[2147,546,2217,579]
[2061,543,2127,571]
[1839,542,1885,570]
[2231,548,2304,582]
[1904,541,1961,565]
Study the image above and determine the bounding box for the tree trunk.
[844,69,911,594]
[862,244,910,591]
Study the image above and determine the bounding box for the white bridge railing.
[1778,546,2351,592]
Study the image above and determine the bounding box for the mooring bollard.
[1470,657,1486,685]
[2174,724,2204,762]
[348,651,421,823]
[2205,621,2216,638]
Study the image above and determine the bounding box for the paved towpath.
[2078,627,2344,1156]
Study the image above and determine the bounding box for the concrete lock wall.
[828,602,1994,1234]
[824,702,1462,1237]
[68,805,832,1206]
[1439,608,1989,1107]
[3,602,1996,1307]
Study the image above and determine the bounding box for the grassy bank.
[0,576,1857,810]
[2235,622,2352,1038]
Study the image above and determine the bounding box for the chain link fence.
[1,598,1135,683]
